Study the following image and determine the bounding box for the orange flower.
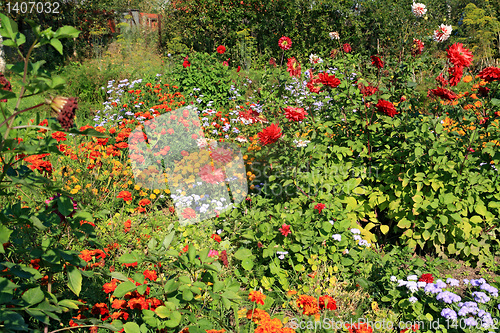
[143,270,158,281]
[246,308,270,324]
[206,330,225,333]
[182,208,196,219]
[91,303,109,316]
[346,322,373,333]
[138,199,151,206]
[124,219,131,232]
[319,295,337,311]
[111,299,127,310]
[296,295,319,316]
[51,131,67,142]
[117,191,132,202]
[249,290,266,305]
[211,234,222,243]
[103,281,117,294]
[254,317,282,333]
[287,290,297,296]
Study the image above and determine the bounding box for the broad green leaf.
[54,26,81,38]
[113,281,137,298]
[164,311,182,327]
[49,38,63,54]
[380,225,389,234]
[57,196,74,216]
[67,266,82,296]
[123,322,141,333]
[234,248,253,260]
[22,287,44,305]
[162,231,175,249]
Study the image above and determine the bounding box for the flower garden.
[2,1,500,332]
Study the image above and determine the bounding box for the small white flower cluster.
[293,139,311,148]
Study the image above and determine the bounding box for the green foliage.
[463,2,500,60]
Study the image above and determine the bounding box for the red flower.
[222,61,229,66]
[418,273,434,283]
[447,43,473,67]
[237,66,241,72]
[371,55,384,69]
[124,219,131,232]
[319,295,337,311]
[216,45,226,54]
[143,270,158,281]
[258,123,282,146]
[284,107,308,122]
[343,43,352,53]
[478,67,500,82]
[306,78,323,93]
[346,323,373,333]
[279,224,291,237]
[211,234,222,242]
[138,199,151,206]
[117,191,132,202]
[278,36,292,50]
[51,131,67,142]
[91,303,109,316]
[318,72,341,88]
[0,73,13,103]
[358,83,378,97]
[287,57,301,77]
[436,73,449,87]
[103,281,117,294]
[375,99,398,117]
[269,58,277,67]
[111,299,127,310]
[182,208,196,219]
[183,60,191,68]
[411,39,424,56]
[428,87,458,101]
[314,203,326,214]
[448,66,463,86]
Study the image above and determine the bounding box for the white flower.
[433,24,452,42]
[353,235,362,241]
[332,234,342,241]
[411,2,427,17]
[293,139,310,148]
[407,275,418,281]
[350,228,361,234]
[390,276,397,282]
[309,54,323,64]
[329,31,340,40]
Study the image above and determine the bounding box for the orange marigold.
[254,317,282,333]
[246,308,270,324]
[249,290,266,305]
[296,295,319,316]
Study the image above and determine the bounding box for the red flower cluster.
[307,71,341,94]
[183,60,191,68]
[428,87,458,101]
[411,39,424,56]
[375,99,398,117]
[279,224,291,237]
[249,290,266,305]
[211,234,222,242]
[0,72,13,102]
[478,67,500,82]
[358,83,378,97]
[258,123,282,146]
[418,273,434,283]
[284,106,308,122]
[314,203,326,214]
[447,43,473,68]
[371,55,384,69]
[343,43,352,53]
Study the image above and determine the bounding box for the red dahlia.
[0,72,13,102]
[478,67,500,82]
[183,60,190,68]
[448,66,463,86]
[306,78,322,93]
[411,39,424,56]
[278,36,292,50]
[436,73,449,87]
[216,45,226,54]
[371,55,384,69]
[358,83,378,97]
[287,57,301,77]
[284,106,308,122]
[428,87,458,101]
[318,72,341,88]
[418,273,434,283]
[258,123,282,146]
[343,43,352,53]
[447,43,473,68]
[375,99,397,117]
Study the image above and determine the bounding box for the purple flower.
[409,296,418,303]
[464,317,478,327]
[435,279,447,289]
[436,291,461,304]
[441,308,457,320]
[424,283,442,294]
[480,283,499,297]
[446,278,460,287]
[472,291,491,303]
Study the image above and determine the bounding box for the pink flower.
[208,250,219,258]
[279,224,291,237]
[314,203,326,214]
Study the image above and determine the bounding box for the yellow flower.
[139,190,147,196]
[150,194,156,200]
[153,189,160,194]
[92,189,98,195]
[134,184,141,191]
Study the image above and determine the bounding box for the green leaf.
[162,231,175,250]
[123,322,141,333]
[57,196,74,216]
[164,311,182,327]
[49,38,63,54]
[22,287,44,305]
[0,13,19,38]
[234,248,253,260]
[0,225,13,253]
[58,299,81,310]
[66,267,82,297]
[187,242,196,263]
[241,258,254,270]
[54,26,81,38]
[119,251,142,264]
[113,281,137,298]
[155,306,171,319]
[380,225,389,234]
